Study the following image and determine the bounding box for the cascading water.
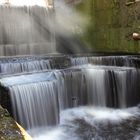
[1,63,140,132]
[0,0,56,56]
[10,81,59,129]
[28,106,140,140]
[0,0,140,140]
[70,56,137,67]
[0,59,52,74]
[0,0,88,56]
[0,56,140,139]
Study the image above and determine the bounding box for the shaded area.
[75,0,140,53]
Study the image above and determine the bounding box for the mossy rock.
[0,106,24,140]
[74,0,140,53]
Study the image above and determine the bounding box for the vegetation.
[0,106,24,140]
[74,0,140,53]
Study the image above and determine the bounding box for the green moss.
[0,106,24,140]
[75,0,140,53]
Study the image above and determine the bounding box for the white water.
[60,106,133,124]
[9,80,59,129]
[71,56,135,67]
[0,2,56,56]
[83,68,107,106]
[0,0,47,7]
[0,61,139,139]
[0,0,88,56]
[1,64,138,130]
[0,59,52,74]
[30,106,140,140]
[0,0,139,139]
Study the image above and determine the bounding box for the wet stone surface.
[0,106,24,140]
[68,117,140,140]
[59,107,140,140]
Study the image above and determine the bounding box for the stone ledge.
[0,106,32,140]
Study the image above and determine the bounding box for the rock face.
[0,106,24,140]
[75,0,140,53]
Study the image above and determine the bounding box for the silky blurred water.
[29,106,140,140]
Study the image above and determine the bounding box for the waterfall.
[0,5,56,56]
[0,59,52,74]
[56,67,108,108]
[0,63,140,130]
[0,56,140,139]
[0,0,88,56]
[63,65,140,108]
[8,74,59,129]
[84,68,107,106]
[0,0,139,139]
[70,56,136,67]
[30,106,140,140]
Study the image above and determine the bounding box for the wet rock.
[60,107,140,140]
[133,33,140,40]
[0,106,24,140]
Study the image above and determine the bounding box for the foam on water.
[60,106,133,124]
[31,106,140,140]
[32,128,70,140]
